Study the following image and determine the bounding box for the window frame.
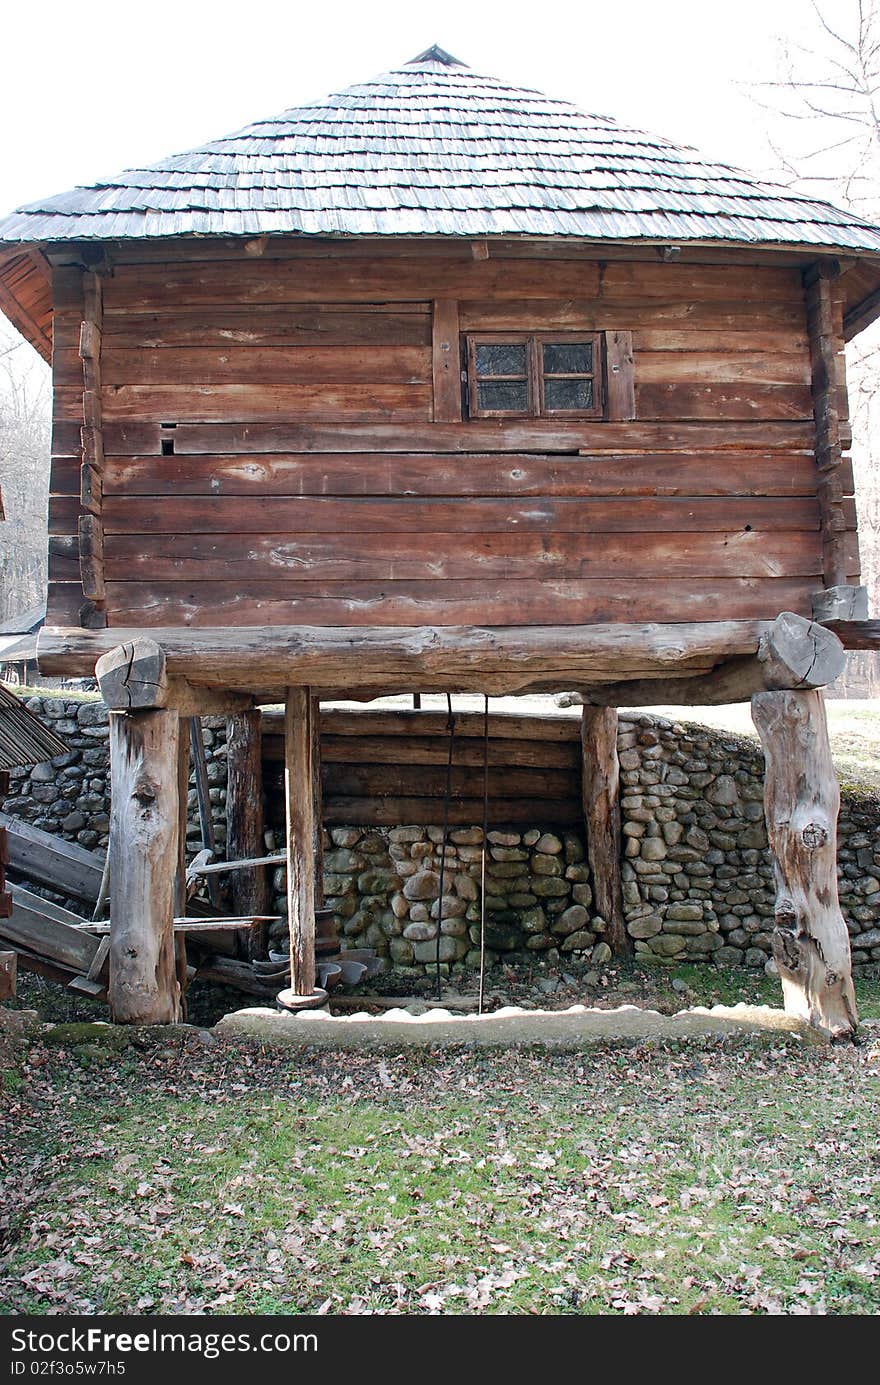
[465,331,604,420]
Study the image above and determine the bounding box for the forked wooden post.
[580,706,628,954]
[226,708,270,958]
[285,687,316,996]
[108,709,182,1024]
[751,689,857,1038]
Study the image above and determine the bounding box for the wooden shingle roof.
[3,46,880,254]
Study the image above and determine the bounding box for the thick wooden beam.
[226,709,269,959]
[751,689,857,1038]
[580,707,627,955]
[563,612,846,707]
[108,709,182,1024]
[826,619,880,649]
[95,637,251,713]
[43,621,771,695]
[284,688,316,997]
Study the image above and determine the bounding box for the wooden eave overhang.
[0,246,52,363]
[2,231,880,362]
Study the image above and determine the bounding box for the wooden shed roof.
[0,683,68,771]
[3,46,880,254]
[3,46,880,359]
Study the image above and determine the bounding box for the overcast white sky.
[0,0,847,213]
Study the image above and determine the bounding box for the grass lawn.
[2,971,880,1316]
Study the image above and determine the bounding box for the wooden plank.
[277,708,585,741]
[604,330,635,421]
[100,383,433,423]
[101,307,433,348]
[100,530,832,582]
[285,688,316,996]
[460,298,808,332]
[99,452,838,500]
[100,344,431,385]
[95,495,824,535]
[85,576,815,628]
[636,382,814,421]
[110,419,814,456]
[0,811,104,905]
[432,299,462,423]
[108,710,182,1023]
[635,351,811,385]
[1,885,99,973]
[102,257,603,310]
[321,794,582,827]
[269,732,581,769]
[321,762,578,800]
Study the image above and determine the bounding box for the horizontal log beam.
[561,612,844,707]
[826,619,880,650]
[41,620,770,697]
[95,637,253,713]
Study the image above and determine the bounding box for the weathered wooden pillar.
[226,708,270,958]
[751,689,857,1038]
[581,706,628,954]
[284,688,317,1000]
[311,697,325,910]
[108,709,181,1024]
[174,719,194,1012]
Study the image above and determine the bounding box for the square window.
[466,333,603,418]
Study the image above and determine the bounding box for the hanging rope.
[478,694,489,1016]
[435,693,455,1002]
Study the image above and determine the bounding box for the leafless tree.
[759,1,880,693]
[0,323,51,623]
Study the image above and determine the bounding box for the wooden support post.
[189,718,222,909]
[108,710,182,1024]
[284,688,316,997]
[0,950,16,1002]
[751,689,857,1038]
[311,697,325,910]
[580,707,627,955]
[175,721,191,1011]
[226,708,269,958]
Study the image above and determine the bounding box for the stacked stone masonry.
[5,696,880,972]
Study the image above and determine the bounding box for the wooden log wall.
[261,708,583,827]
[46,242,860,632]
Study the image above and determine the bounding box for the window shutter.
[604,330,635,421]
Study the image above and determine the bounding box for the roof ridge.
[404,45,467,67]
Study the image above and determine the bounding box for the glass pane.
[477,380,529,413]
[475,343,527,377]
[542,341,593,375]
[544,377,594,411]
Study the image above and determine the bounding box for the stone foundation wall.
[5,696,229,860]
[5,694,880,972]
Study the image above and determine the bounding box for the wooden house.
[1,46,878,1034]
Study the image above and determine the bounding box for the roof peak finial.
[405,45,466,67]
